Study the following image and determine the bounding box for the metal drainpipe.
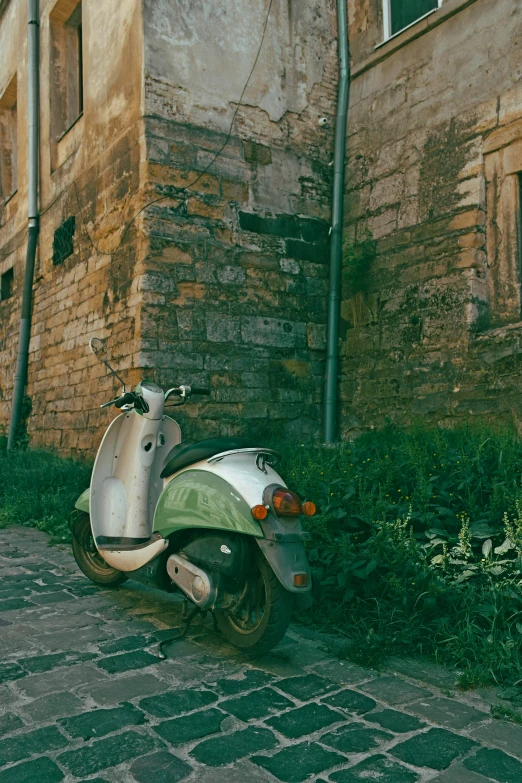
[7,0,39,451]
[323,0,350,445]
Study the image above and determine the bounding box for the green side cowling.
[153,469,263,539]
[75,488,90,513]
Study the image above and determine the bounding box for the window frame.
[381,0,444,43]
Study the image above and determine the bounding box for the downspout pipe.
[7,0,39,451]
[323,0,350,444]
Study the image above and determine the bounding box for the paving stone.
[0,598,34,611]
[130,750,193,783]
[267,703,344,739]
[329,754,421,782]
[0,756,65,783]
[366,708,426,733]
[153,708,226,744]
[222,687,294,721]
[26,591,75,605]
[96,650,160,674]
[275,673,338,701]
[0,661,24,683]
[322,688,376,715]
[59,703,145,740]
[390,728,478,770]
[311,659,374,686]
[405,697,487,729]
[57,728,158,777]
[251,741,346,782]
[188,759,274,783]
[470,720,522,758]
[84,673,168,706]
[139,688,218,718]
[0,725,69,766]
[20,691,85,723]
[321,722,393,753]
[359,676,429,705]
[429,763,493,782]
[38,626,112,650]
[209,668,275,695]
[17,663,107,698]
[0,712,24,736]
[463,747,522,782]
[21,653,71,673]
[97,634,153,654]
[0,618,11,626]
[190,726,278,766]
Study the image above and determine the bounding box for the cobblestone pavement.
[1,527,522,783]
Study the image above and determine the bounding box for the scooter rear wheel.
[215,552,293,656]
[71,512,127,587]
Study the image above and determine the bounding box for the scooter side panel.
[75,488,90,513]
[153,469,263,538]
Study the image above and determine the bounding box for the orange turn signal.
[293,573,309,588]
[252,504,268,520]
[302,501,317,517]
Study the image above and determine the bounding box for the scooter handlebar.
[191,387,211,396]
[115,392,137,409]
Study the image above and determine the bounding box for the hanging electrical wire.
[74,0,274,259]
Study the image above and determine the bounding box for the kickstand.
[158,606,201,660]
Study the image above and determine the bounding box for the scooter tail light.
[272,488,302,517]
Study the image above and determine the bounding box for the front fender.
[256,538,312,594]
[75,489,90,513]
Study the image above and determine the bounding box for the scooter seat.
[161,437,259,479]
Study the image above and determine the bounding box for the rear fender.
[256,539,312,594]
[75,489,90,513]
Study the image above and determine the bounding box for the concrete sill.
[353,0,480,79]
[475,321,522,341]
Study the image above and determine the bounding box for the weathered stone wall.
[341,0,522,435]
[1,0,340,455]
[0,0,146,456]
[136,0,339,442]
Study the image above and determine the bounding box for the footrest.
[96,533,162,552]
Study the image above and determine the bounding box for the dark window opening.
[50,1,83,140]
[53,216,76,265]
[1,267,14,301]
[518,174,522,310]
[0,76,18,201]
[390,0,438,36]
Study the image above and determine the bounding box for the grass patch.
[273,424,522,694]
[0,440,91,543]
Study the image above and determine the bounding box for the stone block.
[470,721,522,759]
[0,725,69,767]
[329,754,420,782]
[405,697,487,730]
[153,707,226,745]
[96,650,160,674]
[208,668,274,695]
[366,709,425,733]
[59,703,145,740]
[390,728,477,770]
[359,676,429,705]
[321,722,393,753]
[276,673,337,701]
[130,750,193,783]
[463,748,522,783]
[322,688,376,715]
[139,688,218,718]
[0,757,65,783]
[83,673,168,706]
[17,664,107,698]
[267,703,344,739]
[57,728,158,777]
[251,741,346,783]
[190,726,278,767]
[20,691,85,723]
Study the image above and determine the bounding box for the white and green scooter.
[72,338,315,655]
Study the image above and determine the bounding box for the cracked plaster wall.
[341,0,522,435]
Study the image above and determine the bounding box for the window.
[50,0,83,140]
[0,268,13,301]
[383,0,442,40]
[0,75,17,202]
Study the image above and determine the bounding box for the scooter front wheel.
[215,552,293,656]
[71,512,127,587]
